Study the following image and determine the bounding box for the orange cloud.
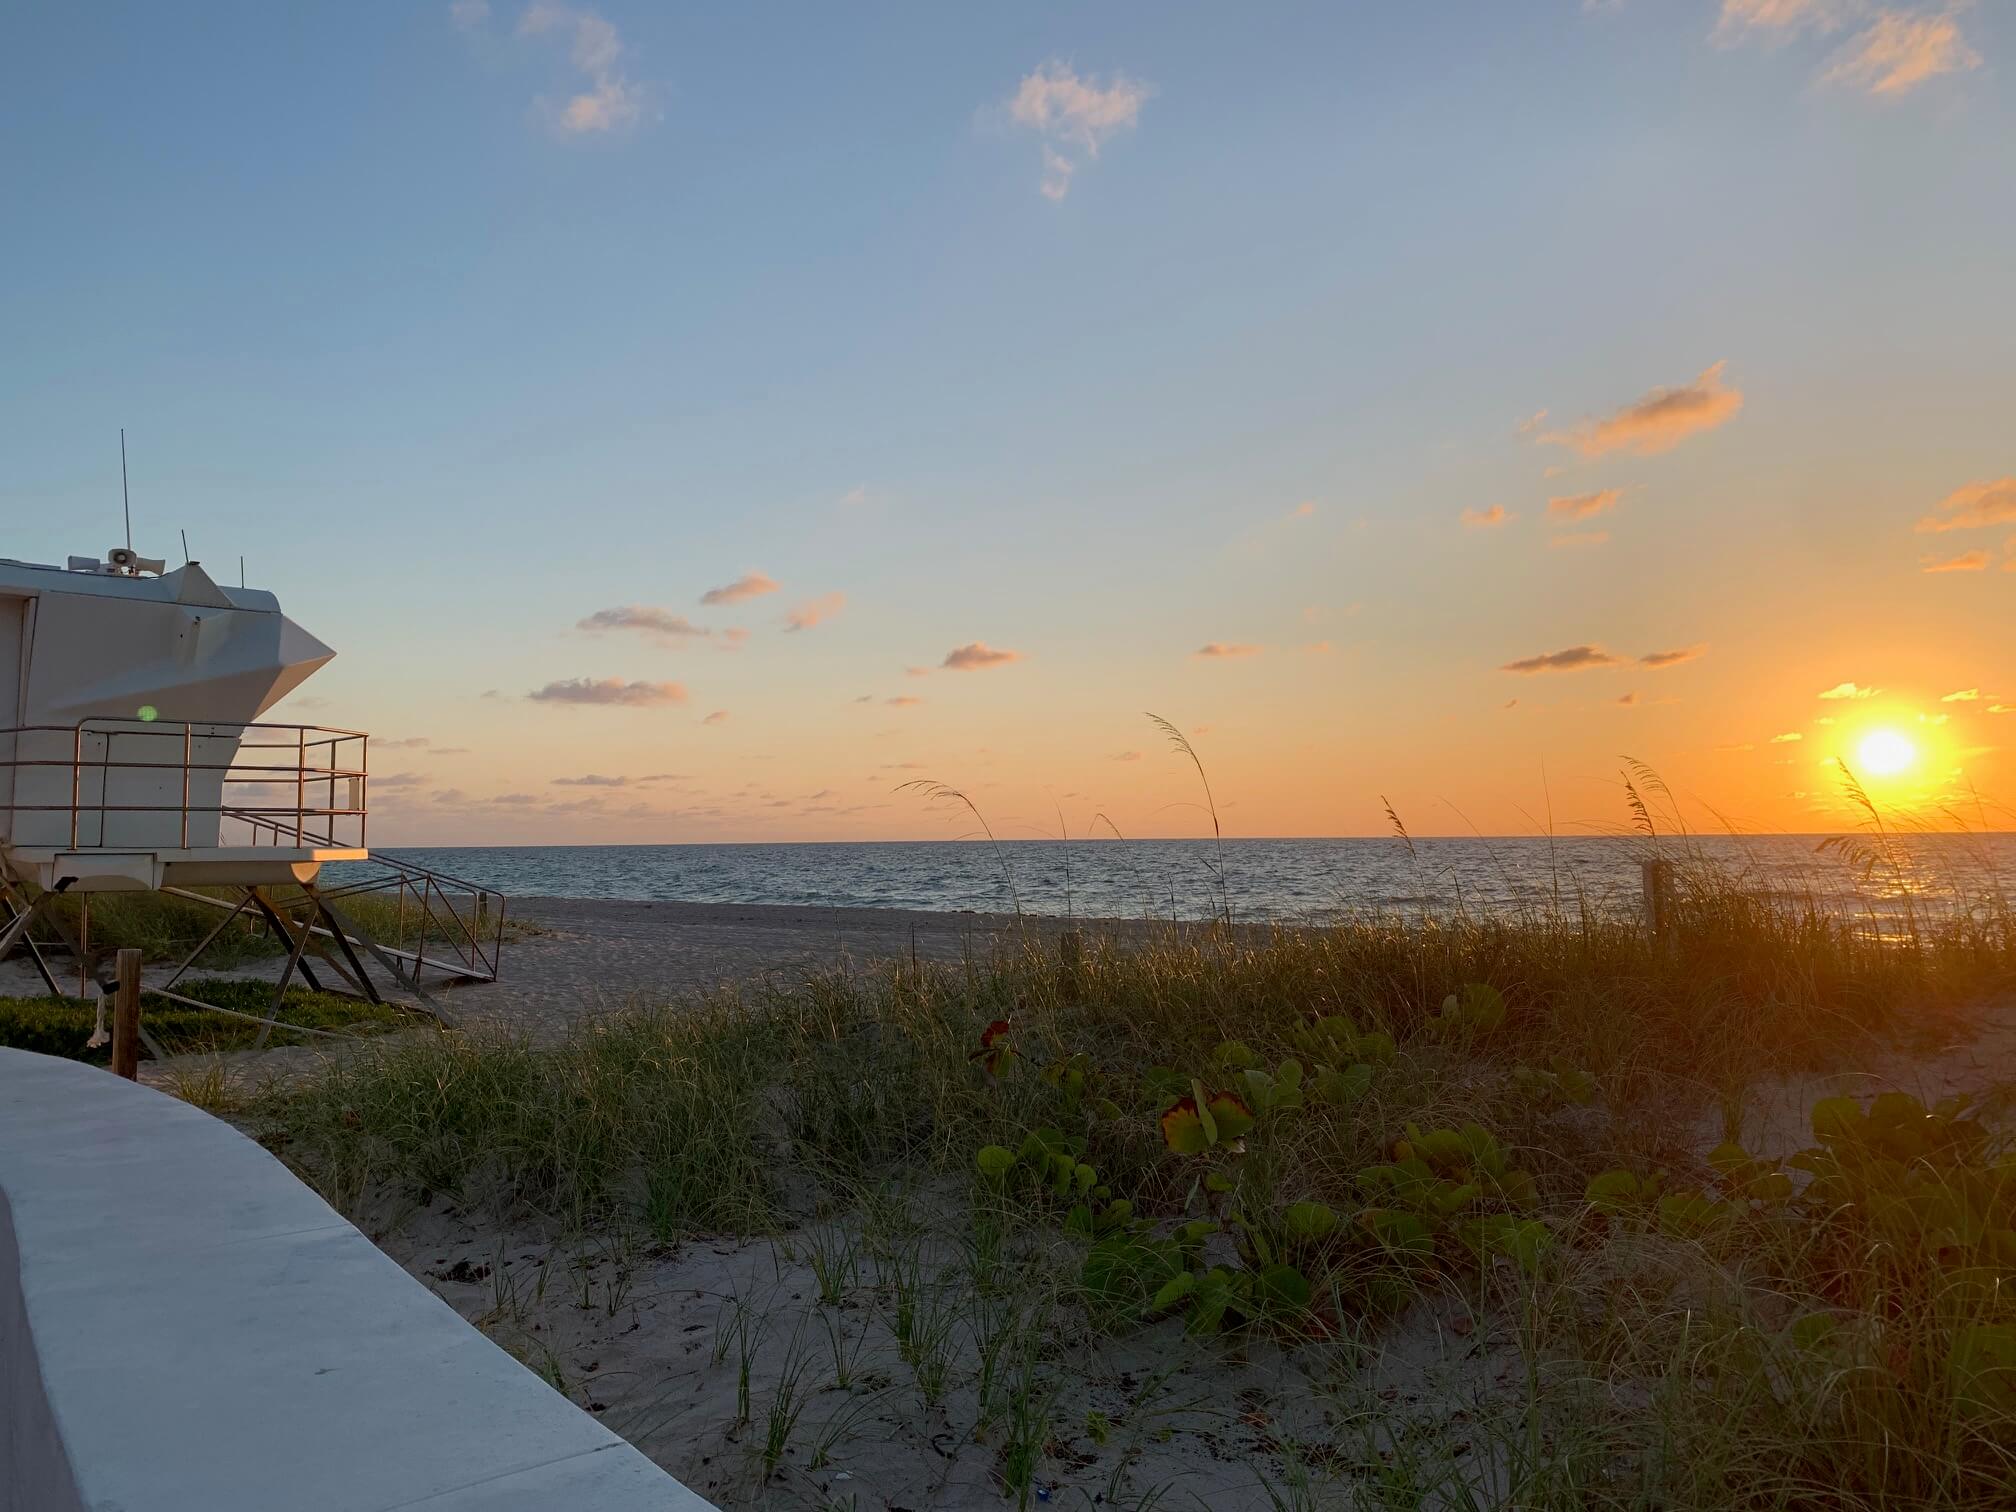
[1770,731,1804,743]
[701,571,779,605]
[885,696,925,708]
[1540,363,1742,457]
[1548,489,1622,521]
[577,606,711,640]
[942,642,1022,670]
[1818,681,1877,700]
[1007,61,1150,200]
[1916,478,2016,533]
[1461,505,1513,529]
[1617,692,1639,706]
[784,591,847,631]
[1823,11,1980,96]
[1194,643,1264,659]
[1921,549,1990,574]
[1639,646,1704,668]
[702,710,729,725]
[1500,645,1620,674]
[528,677,687,706]
[552,773,628,786]
[1941,688,1981,702]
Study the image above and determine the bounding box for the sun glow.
[1856,728,1917,778]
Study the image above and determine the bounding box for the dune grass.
[257,883,2016,1510]
[0,977,403,1062]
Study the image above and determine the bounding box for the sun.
[1856,728,1917,778]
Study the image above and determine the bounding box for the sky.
[4,1,2012,845]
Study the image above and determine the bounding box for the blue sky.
[5,2,2012,842]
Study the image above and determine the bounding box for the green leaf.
[1282,1200,1339,1240]
[1811,1096,1863,1146]
[1214,1039,1259,1069]
[975,1145,1017,1180]
[1585,1169,1644,1213]
[1149,1272,1198,1313]
[1255,1263,1312,1318]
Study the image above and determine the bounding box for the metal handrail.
[0,719,370,850]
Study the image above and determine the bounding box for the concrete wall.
[0,1049,713,1511]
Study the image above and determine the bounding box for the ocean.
[360,834,2016,924]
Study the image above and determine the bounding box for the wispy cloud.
[528,677,686,706]
[700,571,779,606]
[1301,641,1334,655]
[1194,642,1264,659]
[942,642,1022,670]
[552,773,627,786]
[378,736,432,750]
[1713,2,1978,96]
[1771,731,1805,743]
[904,666,932,679]
[1461,505,1514,530]
[1111,750,1143,762]
[1823,10,1980,95]
[1712,0,1855,45]
[516,2,643,135]
[1916,478,2016,533]
[784,591,846,632]
[1617,691,1640,706]
[703,710,729,725]
[577,605,712,641]
[1921,549,1990,573]
[1548,488,1623,521]
[1818,681,1878,700]
[1004,61,1149,200]
[1540,363,1742,457]
[1941,688,1982,702]
[1639,646,1705,668]
[1500,645,1621,674]
[885,696,925,708]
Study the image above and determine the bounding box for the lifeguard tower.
[1,547,503,1052]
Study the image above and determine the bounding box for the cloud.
[372,772,427,789]
[1550,530,1611,548]
[528,677,687,706]
[1194,643,1264,659]
[1921,549,1990,573]
[378,737,431,749]
[1111,750,1143,762]
[1941,688,1982,702]
[784,591,846,632]
[1916,478,2016,533]
[904,666,932,678]
[1771,731,1805,743]
[942,642,1022,671]
[1818,681,1878,700]
[493,792,538,805]
[552,773,628,787]
[1639,646,1704,668]
[839,484,869,507]
[1500,645,1621,674]
[1991,705,2016,715]
[1823,10,1980,95]
[517,2,643,134]
[1617,692,1639,706]
[1291,501,1317,520]
[1503,698,1519,710]
[1516,409,1550,434]
[1539,363,1743,457]
[701,572,779,606]
[577,605,712,641]
[885,696,925,708]
[702,709,729,725]
[1712,0,1854,45]
[1462,505,1514,530]
[429,747,471,756]
[1548,489,1623,522]
[1005,61,1149,200]
[1301,641,1334,655]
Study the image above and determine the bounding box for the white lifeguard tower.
[1,548,502,1051]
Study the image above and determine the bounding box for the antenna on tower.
[180,529,191,566]
[120,428,133,552]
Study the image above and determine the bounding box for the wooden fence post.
[111,947,143,1080]
[1641,860,1672,940]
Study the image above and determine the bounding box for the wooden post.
[111,947,143,1080]
[1641,860,1672,940]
